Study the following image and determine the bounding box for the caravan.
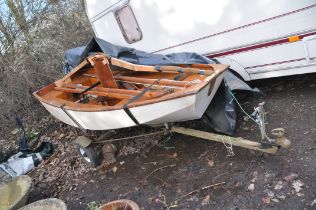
[85,0,316,80]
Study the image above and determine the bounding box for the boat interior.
[34,54,228,111]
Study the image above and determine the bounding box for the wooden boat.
[33,53,228,130]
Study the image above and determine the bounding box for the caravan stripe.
[207,31,316,58]
[152,4,316,53]
[244,58,306,69]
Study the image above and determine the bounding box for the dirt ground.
[24,73,316,209]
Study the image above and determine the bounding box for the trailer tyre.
[76,144,100,167]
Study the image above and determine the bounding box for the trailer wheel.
[76,144,100,167]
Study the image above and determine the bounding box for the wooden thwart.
[114,75,193,87]
[62,83,142,95]
[54,87,133,99]
[171,126,279,154]
[82,74,192,88]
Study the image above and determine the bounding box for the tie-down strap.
[123,79,161,125]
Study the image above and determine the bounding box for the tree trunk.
[0,18,15,48]
[6,0,29,40]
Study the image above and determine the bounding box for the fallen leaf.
[271,198,280,203]
[251,171,258,183]
[262,196,271,204]
[247,183,255,191]
[264,189,274,198]
[201,195,210,206]
[58,133,65,139]
[207,159,214,167]
[274,181,283,190]
[297,192,304,197]
[11,128,19,135]
[284,173,299,182]
[292,180,304,192]
[276,194,286,200]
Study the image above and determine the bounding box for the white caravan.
[85,0,316,81]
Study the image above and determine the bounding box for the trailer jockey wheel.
[76,144,100,167]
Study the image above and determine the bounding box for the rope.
[229,90,272,142]
[229,90,257,123]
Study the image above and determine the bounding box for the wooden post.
[171,126,279,154]
[92,55,118,88]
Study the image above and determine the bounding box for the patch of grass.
[26,130,39,143]
[87,201,100,210]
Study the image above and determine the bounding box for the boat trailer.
[75,102,291,166]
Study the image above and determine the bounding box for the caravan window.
[114,5,142,44]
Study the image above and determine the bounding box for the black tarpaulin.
[64,37,262,135]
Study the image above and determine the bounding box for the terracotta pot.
[100,199,139,210]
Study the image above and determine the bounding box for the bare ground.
[14,73,316,209]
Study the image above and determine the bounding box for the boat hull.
[132,73,224,125]
[40,74,224,130]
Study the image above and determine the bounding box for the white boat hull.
[41,74,224,130]
[131,73,224,125]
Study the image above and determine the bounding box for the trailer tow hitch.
[271,128,291,148]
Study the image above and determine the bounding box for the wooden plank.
[62,83,170,99]
[110,56,215,75]
[114,75,193,87]
[179,63,215,70]
[171,126,278,154]
[55,59,89,87]
[82,73,186,89]
[54,87,132,99]
[82,73,192,87]
[93,56,118,88]
[62,83,142,95]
